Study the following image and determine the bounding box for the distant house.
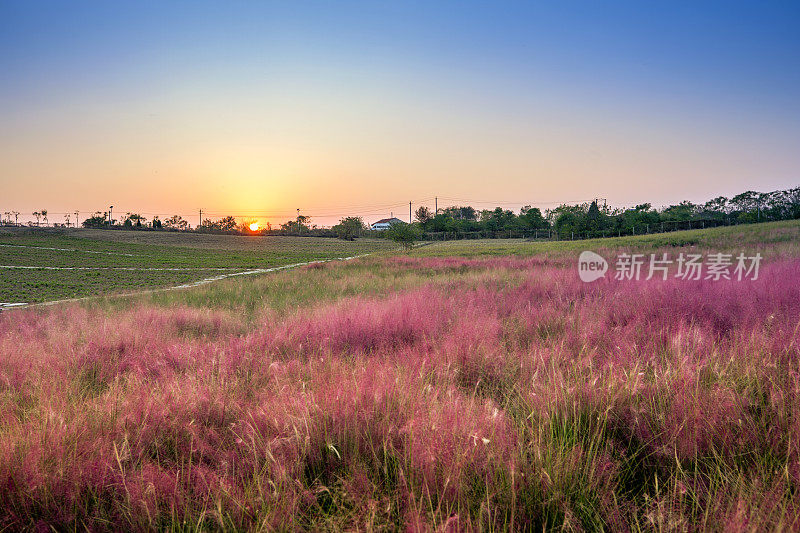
[370,217,404,231]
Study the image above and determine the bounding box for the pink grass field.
[1,252,800,530]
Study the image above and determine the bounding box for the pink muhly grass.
[250,288,452,358]
[0,254,799,529]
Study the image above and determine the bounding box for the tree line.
[80,212,184,230]
[7,186,797,242]
[408,187,800,240]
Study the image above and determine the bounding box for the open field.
[53,228,391,252]
[1,221,800,530]
[115,219,800,317]
[0,228,397,303]
[3,221,798,305]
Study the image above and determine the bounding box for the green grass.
[131,257,516,318]
[0,268,217,303]
[0,229,396,302]
[4,221,798,304]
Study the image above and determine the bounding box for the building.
[370,217,404,231]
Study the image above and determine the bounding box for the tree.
[297,215,312,233]
[202,216,238,231]
[414,206,433,224]
[661,201,698,222]
[385,221,421,251]
[163,215,188,230]
[730,191,758,213]
[728,191,764,222]
[427,212,458,233]
[703,196,729,220]
[82,212,108,228]
[548,204,588,238]
[280,215,312,234]
[613,203,658,234]
[587,201,602,228]
[151,216,162,229]
[218,216,237,231]
[41,210,48,226]
[122,213,147,228]
[773,187,800,219]
[32,211,41,226]
[332,217,367,240]
[520,206,549,230]
[479,207,518,232]
[442,206,477,221]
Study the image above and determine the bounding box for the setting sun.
[249,222,259,231]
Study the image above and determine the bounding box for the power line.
[436,196,599,206]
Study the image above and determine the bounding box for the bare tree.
[32,211,41,226]
[41,209,48,226]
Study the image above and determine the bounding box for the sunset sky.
[1,1,798,227]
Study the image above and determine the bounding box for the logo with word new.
[578,251,608,282]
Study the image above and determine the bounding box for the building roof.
[372,217,403,225]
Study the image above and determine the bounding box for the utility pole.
[75,211,79,228]
[435,197,438,214]
[109,205,113,227]
[199,209,202,229]
[409,201,412,223]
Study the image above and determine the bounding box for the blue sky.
[1,1,798,225]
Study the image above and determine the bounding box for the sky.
[1,1,798,227]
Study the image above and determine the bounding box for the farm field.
[0,228,397,303]
[1,220,799,530]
